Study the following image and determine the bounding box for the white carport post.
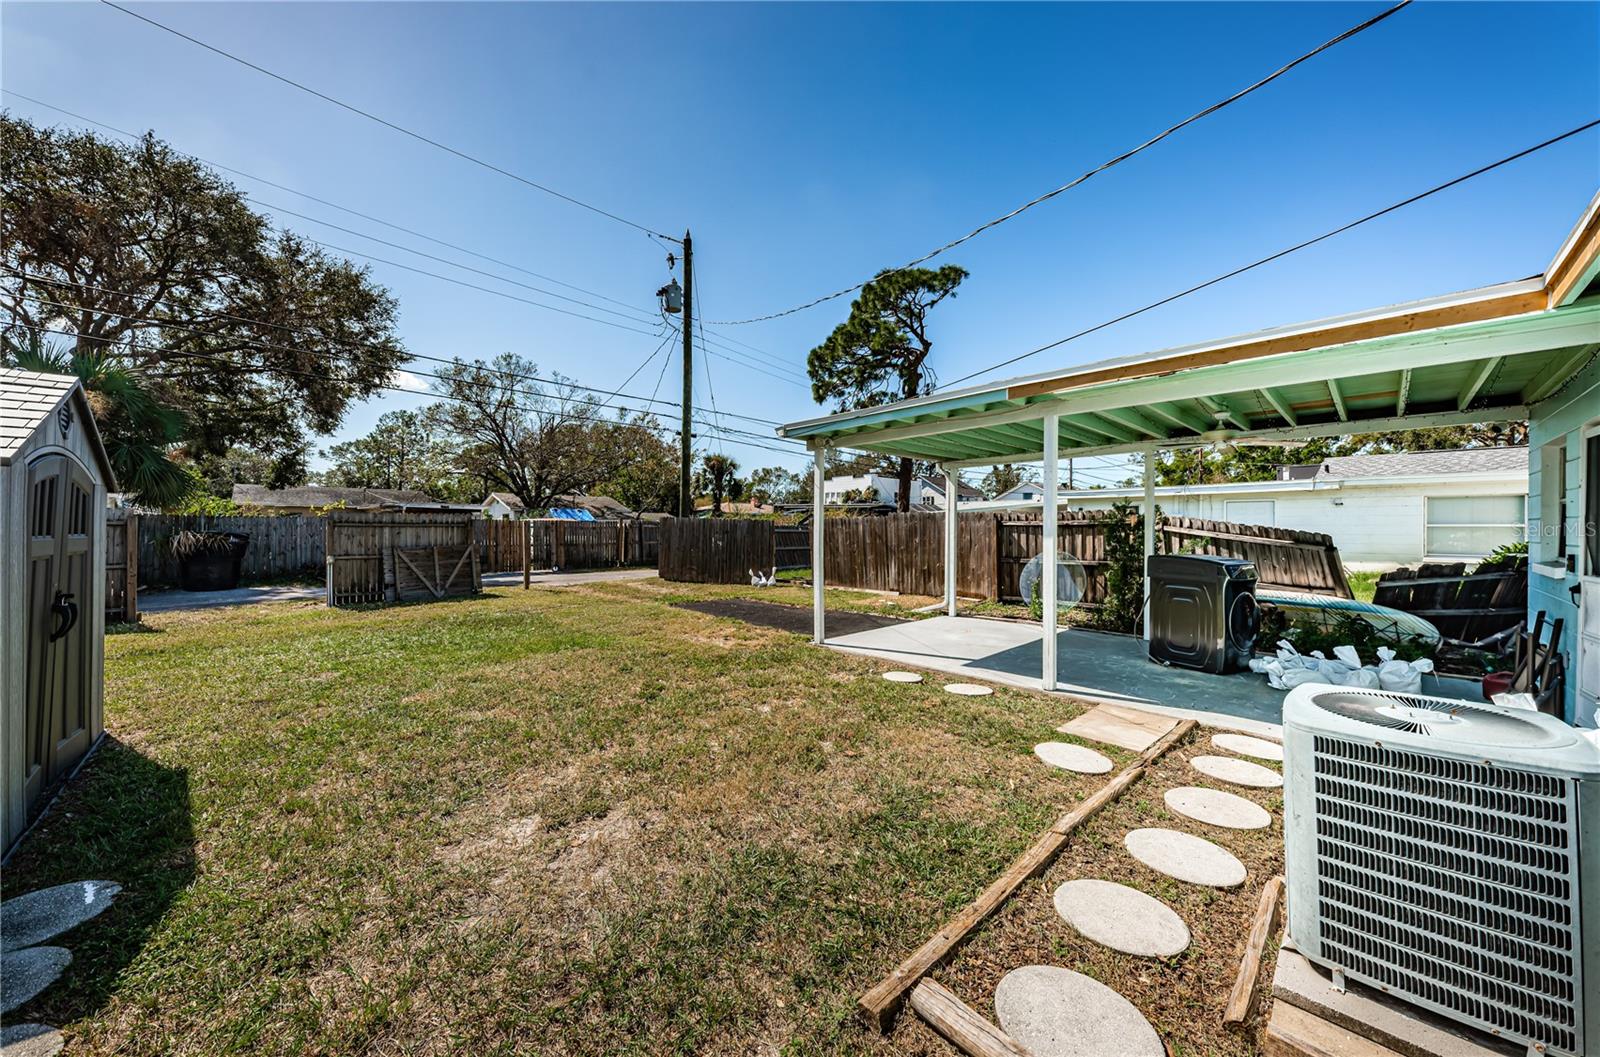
[943,465,958,616]
[812,445,827,644]
[1142,446,1156,641]
[1041,414,1060,691]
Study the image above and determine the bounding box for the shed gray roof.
[1313,446,1527,480]
[0,368,116,484]
[233,484,446,509]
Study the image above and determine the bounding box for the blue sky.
[4,1,1597,487]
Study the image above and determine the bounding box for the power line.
[9,284,786,429]
[1,89,807,369]
[95,0,673,240]
[940,117,1600,389]
[6,270,785,425]
[707,0,1414,324]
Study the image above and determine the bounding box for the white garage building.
[1058,447,1527,569]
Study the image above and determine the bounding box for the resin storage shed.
[0,368,115,852]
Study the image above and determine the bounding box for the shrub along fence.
[657,510,1350,600]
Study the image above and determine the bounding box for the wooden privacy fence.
[127,513,326,588]
[104,511,138,623]
[521,518,658,571]
[657,511,1352,600]
[1374,559,1527,643]
[658,518,775,584]
[325,511,479,607]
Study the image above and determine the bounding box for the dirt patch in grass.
[882,729,1284,1057]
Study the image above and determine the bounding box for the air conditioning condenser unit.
[1283,684,1600,1057]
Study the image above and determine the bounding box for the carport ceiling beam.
[1259,388,1298,426]
[1456,356,1502,411]
[1145,401,1211,434]
[1070,413,1141,443]
[1326,379,1349,420]
[1396,369,1412,415]
[1523,344,1598,404]
[1098,407,1170,439]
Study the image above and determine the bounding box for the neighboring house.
[481,492,525,520]
[546,494,639,519]
[916,476,983,509]
[820,473,979,508]
[994,480,1045,503]
[232,484,477,514]
[1059,447,1528,568]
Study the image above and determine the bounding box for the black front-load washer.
[1146,553,1259,673]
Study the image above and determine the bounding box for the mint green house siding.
[1527,350,1599,724]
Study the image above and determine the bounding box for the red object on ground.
[1482,671,1513,701]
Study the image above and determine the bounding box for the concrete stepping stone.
[1210,732,1283,762]
[882,670,923,683]
[1057,703,1177,752]
[1033,742,1113,775]
[994,964,1164,1057]
[1,1024,64,1057]
[0,947,71,1014]
[1052,879,1190,957]
[1164,786,1271,831]
[1190,754,1282,789]
[2,880,121,952]
[944,683,993,697]
[1124,828,1246,888]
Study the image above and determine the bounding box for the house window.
[1538,441,1568,563]
[1425,495,1526,558]
[1586,432,1600,577]
[1224,500,1275,526]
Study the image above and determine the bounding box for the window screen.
[1586,433,1599,577]
[1425,494,1526,557]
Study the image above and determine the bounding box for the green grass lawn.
[6,580,1135,1056]
[1345,570,1380,603]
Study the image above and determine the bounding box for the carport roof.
[777,192,1600,469]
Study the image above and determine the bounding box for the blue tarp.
[549,507,596,521]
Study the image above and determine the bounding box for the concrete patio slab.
[138,584,322,613]
[1057,703,1179,752]
[827,616,1485,733]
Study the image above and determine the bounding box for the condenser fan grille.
[1306,689,1568,748]
[1310,735,1582,1054]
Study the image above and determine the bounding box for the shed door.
[23,453,95,816]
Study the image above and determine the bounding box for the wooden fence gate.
[325,511,479,607]
[523,519,659,571]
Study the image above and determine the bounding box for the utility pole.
[679,230,694,518]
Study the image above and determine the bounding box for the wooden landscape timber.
[857,718,1198,1033]
[909,980,1034,1057]
[1223,874,1285,1030]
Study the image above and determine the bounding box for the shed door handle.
[50,591,78,642]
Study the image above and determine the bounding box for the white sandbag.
[1492,692,1538,712]
[1376,655,1434,694]
[1330,666,1381,689]
[1331,645,1364,671]
[1280,667,1323,689]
